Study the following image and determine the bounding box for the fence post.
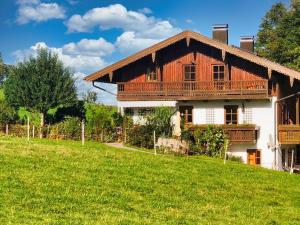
[5,124,8,136]
[290,149,294,174]
[224,139,229,164]
[32,125,35,138]
[81,119,85,146]
[27,116,30,141]
[154,130,156,155]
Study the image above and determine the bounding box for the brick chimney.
[240,36,254,52]
[212,24,228,44]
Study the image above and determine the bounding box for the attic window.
[146,67,157,81]
[184,64,196,81]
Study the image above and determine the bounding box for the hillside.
[0,137,299,225]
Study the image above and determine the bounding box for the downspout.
[92,81,117,96]
[274,91,300,170]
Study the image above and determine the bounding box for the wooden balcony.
[117,80,269,101]
[188,124,257,144]
[278,125,300,144]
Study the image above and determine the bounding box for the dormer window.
[184,64,196,81]
[146,67,157,81]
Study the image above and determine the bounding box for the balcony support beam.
[186,37,191,47]
[151,52,156,63]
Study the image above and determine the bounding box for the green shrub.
[126,107,174,149]
[127,125,154,149]
[85,103,121,142]
[49,117,81,140]
[187,126,229,158]
[227,155,243,163]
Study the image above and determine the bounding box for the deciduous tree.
[256,0,300,71]
[4,48,77,137]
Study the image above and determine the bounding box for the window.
[179,106,193,124]
[146,67,157,81]
[212,65,225,81]
[225,105,238,125]
[244,108,252,124]
[206,108,215,124]
[184,64,196,81]
[138,108,154,116]
[124,108,134,116]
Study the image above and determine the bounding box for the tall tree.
[0,53,7,85]
[255,0,300,71]
[4,48,77,136]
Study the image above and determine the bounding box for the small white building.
[85,27,300,171]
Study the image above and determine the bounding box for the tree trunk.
[40,112,45,139]
[5,123,8,136]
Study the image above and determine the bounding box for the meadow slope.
[0,137,300,225]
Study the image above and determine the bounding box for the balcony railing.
[278,125,300,144]
[117,80,269,100]
[188,124,257,143]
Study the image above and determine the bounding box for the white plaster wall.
[118,97,277,169]
[177,98,277,169]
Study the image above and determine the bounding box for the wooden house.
[85,25,300,171]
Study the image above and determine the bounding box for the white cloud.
[115,31,161,53]
[12,37,114,74]
[62,38,115,57]
[138,7,152,14]
[17,1,65,24]
[65,4,181,54]
[65,4,181,38]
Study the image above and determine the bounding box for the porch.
[277,93,300,145]
[281,146,300,173]
[117,80,269,101]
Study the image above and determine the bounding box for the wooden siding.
[114,40,269,89]
[188,124,257,144]
[278,125,300,144]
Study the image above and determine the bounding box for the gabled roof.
[84,30,300,82]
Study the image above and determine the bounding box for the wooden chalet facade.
[85,26,300,171]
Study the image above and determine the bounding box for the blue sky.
[0,0,289,104]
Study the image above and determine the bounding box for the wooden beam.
[290,77,294,87]
[193,51,197,61]
[296,97,299,125]
[186,37,190,47]
[109,71,113,82]
[222,49,226,61]
[151,52,156,63]
[268,68,272,79]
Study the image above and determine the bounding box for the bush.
[85,103,122,142]
[126,107,174,149]
[226,155,243,163]
[49,117,81,140]
[127,125,154,149]
[185,126,229,158]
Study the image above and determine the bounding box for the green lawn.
[0,137,300,225]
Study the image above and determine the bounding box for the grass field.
[0,137,300,225]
